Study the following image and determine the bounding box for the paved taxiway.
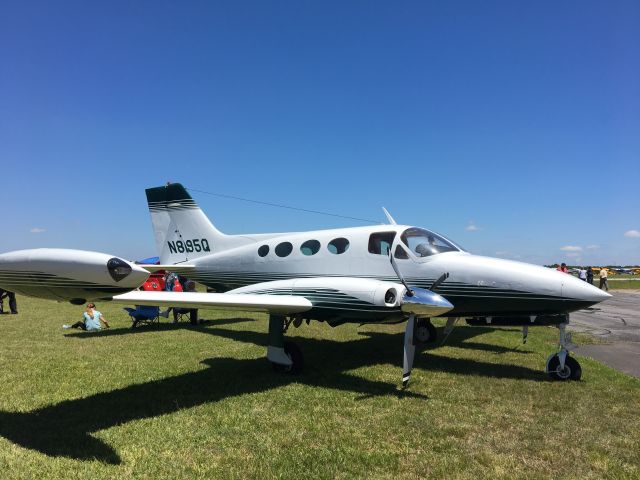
[570,290,640,378]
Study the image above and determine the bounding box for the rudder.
[146,183,233,263]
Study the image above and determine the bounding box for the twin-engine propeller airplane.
[0,183,610,386]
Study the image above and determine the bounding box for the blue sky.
[1,1,638,265]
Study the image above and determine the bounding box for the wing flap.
[111,291,312,314]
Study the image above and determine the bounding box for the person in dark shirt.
[0,289,17,314]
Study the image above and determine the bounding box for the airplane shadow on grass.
[0,322,543,464]
[62,316,256,338]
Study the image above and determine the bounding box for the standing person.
[6,290,17,314]
[63,303,110,330]
[0,289,18,314]
[164,271,178,291]
[186,280,198,325]
[599,268,609,291]
[586,267,594,285]
[578,267,587,281]
[557,263,569,273]
[160,271,179,319]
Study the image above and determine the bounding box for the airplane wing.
[111,291,312,315]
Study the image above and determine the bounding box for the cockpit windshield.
[400,228,461,257]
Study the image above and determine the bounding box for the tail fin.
[146,183,240,264]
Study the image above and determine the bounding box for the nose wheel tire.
[271,341,304,375]
[547,354,581,381]
[414,319,437,345]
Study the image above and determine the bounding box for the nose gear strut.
[545,316,582,381]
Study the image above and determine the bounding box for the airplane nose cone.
[107,257,149,288]
[129,263,151,287]
[562,276,611,304]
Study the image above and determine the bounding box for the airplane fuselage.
[177,224,608,323]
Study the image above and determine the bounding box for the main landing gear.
[413,318,437,346]
[546,320,582,381]
[267,315,304,374]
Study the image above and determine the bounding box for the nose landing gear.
[546,320,582,381]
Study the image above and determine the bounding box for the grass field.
[568,274,640,290]
[1,295,639,479]
[605,278,640,289]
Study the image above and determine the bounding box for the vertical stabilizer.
[145,183,240,264]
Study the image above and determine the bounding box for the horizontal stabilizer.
[139,264,196,273]
[111,291,312,315]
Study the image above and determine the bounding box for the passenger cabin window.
[300,240,320,256]
[258,245,269,257]
[327,237,349,254]
[275,242,293,257]
[401,228,459,257]
[368,232,396,255]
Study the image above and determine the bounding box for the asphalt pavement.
[569,290,640,378]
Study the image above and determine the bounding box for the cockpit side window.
[400,228,459,257]
[394,244,409,259]
[368,232,396,255]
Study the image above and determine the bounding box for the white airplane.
[0,183,611,386]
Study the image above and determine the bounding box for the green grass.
[607,279,640,289]
[1,295,639,479]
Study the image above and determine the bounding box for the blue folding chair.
[124,305,160,328]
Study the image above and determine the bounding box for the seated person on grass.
[63,303,110,331]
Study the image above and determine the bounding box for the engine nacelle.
[229,277,444,324]
[230,277,403,308]
[0,249,149,304]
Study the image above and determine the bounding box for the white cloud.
[566,252,581,259]
[586,245,599,250]
[560,245,582,252]
[624,230,640,238]
[465,221,480,232]
[30,227,46,234]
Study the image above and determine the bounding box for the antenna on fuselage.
[188,187,382,224]
[382,207,397,225]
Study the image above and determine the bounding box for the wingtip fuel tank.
[0,248,149,304]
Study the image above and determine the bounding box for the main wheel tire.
[414,319,437,345]
[547,354,582,381]
[271,341,304,375]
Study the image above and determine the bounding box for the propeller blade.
[429,272,449,291]
[403,314,416,388]
[389,250,413,297]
